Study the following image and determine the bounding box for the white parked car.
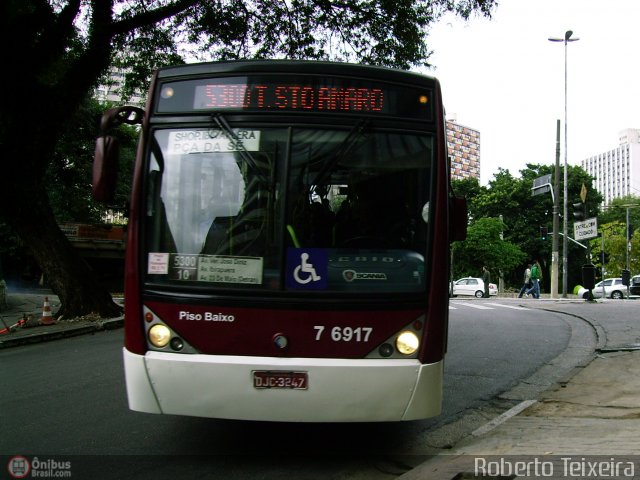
[577,278,627,299]
[451,277,498,298]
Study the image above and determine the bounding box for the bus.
[93,60,467,422]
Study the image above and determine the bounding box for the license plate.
[253,371,308,390]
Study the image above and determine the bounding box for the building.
[581,129,640,206]
[447,117,481,181]
[95,69,145,105]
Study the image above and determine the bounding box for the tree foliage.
[0,0,497,317]
[589,195,640,277]
[110,0,497,97]
[452,217,526,280]
[48,97,138,224]
[597,195,640,228]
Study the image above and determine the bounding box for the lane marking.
[449,301,531,311]
[449,301,493,310]
[471,399,538,437]
[488,302,530,311]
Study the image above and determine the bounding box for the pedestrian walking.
[518,264,532,298]
[482,266,491,298]
[525,260,541,299]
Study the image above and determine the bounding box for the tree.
[0,0,497,318]
[590,195,640,277]
[452,217,526,281]
[598,195,640,232]
[590,222,639,278]
[48,97,138,224]
[0,97,137,291]
[451,176,484,221]
[453,168,555,289]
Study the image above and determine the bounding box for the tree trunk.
[0,73,123,319]
[3,185,122,319]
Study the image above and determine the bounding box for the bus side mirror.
[93,135,120,203]
[92,106,144,204]
[450,196,467,242]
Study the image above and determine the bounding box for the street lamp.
[549,30,579,298]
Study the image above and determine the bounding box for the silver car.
[577,278,627,299]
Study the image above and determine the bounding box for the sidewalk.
[0,292,123,348]
[400,300,640,479]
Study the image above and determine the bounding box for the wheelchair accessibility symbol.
[293,253,321,284]
[286,248,327,289]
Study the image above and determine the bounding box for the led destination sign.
[194,83,385,113]
[157,75,432,119]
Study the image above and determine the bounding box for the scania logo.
[343,270,356,281]
[342,270,388,282]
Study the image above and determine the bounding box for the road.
[0,298,597,479]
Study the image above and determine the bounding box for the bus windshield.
[145,125,433,294]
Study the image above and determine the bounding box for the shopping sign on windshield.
[574,217,598,240]
[168,130,260,154]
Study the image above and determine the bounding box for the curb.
[0,317,124,349]
[534,306,607,351]
[397,302,602,477]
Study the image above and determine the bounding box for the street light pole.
[551,119,560,298]
[549,30,579,298]
[626,206,631,273]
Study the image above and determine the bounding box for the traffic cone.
[41,297,55,325]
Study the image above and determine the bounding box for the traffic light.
[539,226,548,240]
[573,201,586,221]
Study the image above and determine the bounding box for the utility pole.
[551,120,561,298]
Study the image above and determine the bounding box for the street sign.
[531,174,552,196]
[574,217,598,240]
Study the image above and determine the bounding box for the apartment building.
[95,69,145,105]
[581,129,640,206]
[447,117,480,181]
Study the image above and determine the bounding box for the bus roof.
[156,59,438,86]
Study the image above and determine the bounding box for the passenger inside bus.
[286,172,414,250]
[333,173,412,248]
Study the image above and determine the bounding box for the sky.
[422,0,640,185]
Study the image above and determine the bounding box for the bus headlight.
[149,324,171,348]
[396,331,419,355]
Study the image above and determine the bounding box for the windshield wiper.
[212,113,269,185]
[310,118,369,187]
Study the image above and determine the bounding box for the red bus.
[93,60,467,422]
